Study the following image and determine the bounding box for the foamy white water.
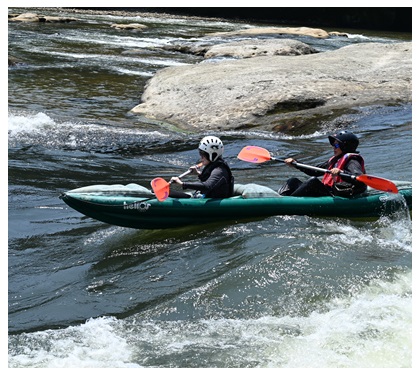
[8,270,411,368]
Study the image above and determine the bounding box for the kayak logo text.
[123,201,151,212]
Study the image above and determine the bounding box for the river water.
[8,8,412,368]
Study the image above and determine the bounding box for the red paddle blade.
[237,146,272,163]
[150,177,170,201]
[356,174,399,194]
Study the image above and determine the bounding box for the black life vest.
[199,158,234,197]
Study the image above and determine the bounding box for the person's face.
[332,142,343,156]
[199,151,211,166]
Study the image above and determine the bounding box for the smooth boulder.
[131,42,411,133]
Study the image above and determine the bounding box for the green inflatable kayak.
[60,182,412,229]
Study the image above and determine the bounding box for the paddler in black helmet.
[278,131,367,197]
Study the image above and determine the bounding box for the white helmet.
[198,136,224,162]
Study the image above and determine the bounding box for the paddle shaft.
[272,156,358,181]
[177,168,193,180]
[169,162,203,184]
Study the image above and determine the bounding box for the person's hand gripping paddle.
[151,163,203,201]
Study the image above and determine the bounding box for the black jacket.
[182,158,234,198]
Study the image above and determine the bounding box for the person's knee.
[278,177,302,195]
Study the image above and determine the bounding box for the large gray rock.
[8,12,77,23]
[204,39,317,59]
[110,23,148,30]
[209,26,330,39]
[131,42,411,134]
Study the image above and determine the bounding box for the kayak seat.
[233,183,280,199]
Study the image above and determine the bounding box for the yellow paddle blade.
[237,146,272,163]
[150,177,170,201]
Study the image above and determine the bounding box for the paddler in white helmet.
[170,136,234,198]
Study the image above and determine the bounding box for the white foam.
[8,265,411,368]
[8,111,169,142]
[346,34,371,40]
[8,112,56,135]
[277,272,412,368]
[110,67,154,77]
[8,317,140,368]
[323,212,412,253]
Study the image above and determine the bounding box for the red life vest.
[322,153,365,187]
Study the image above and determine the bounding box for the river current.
[8,8,412,368]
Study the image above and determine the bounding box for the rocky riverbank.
[132,41,411,134]
[9,8,412,135]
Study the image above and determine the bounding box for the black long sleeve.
[296,161,328,177]
[182,165,231,198]
[339,159,365,187]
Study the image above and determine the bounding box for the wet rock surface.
[132,42,411,134]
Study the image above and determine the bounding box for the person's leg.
[278,177,303,196]
[291,177,332,197]
[168,190,192,198]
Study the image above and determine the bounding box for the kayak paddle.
[237,145,399,194]
[151,163,203,202]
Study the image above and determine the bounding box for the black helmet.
[328,131,359,153]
